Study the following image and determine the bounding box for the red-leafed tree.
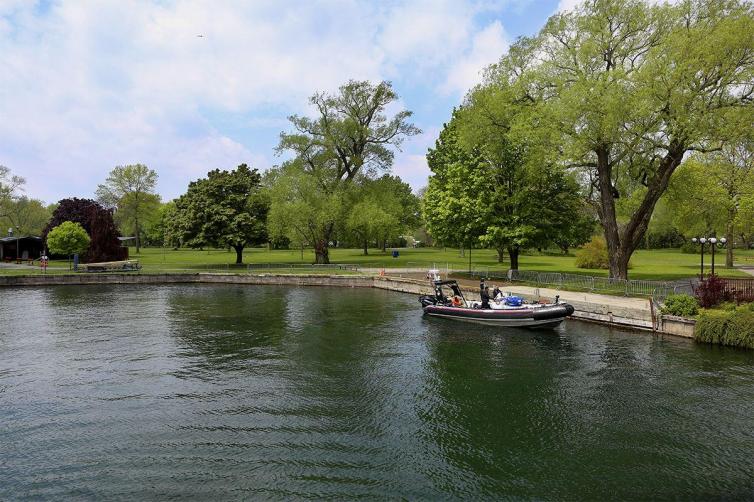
[42,198,126,262]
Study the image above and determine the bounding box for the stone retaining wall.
[0,273,690,337]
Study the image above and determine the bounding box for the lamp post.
[692,237,706,279]
[7,227,15,263]
[709,237,727,276]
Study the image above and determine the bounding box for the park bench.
[77,260,141,273]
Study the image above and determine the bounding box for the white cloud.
[442,20,509,95]
[0,1,517,201]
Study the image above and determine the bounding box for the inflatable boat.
[419,278,574,328]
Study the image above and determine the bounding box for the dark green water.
[1,285,753,500]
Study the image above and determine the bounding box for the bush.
[575,237,609,269]
[661,294,699,317]
[575,236,632,270]
[695,307,754,349]
[695,309,730,345]
[694,275,732,308]
[723,310,754,348]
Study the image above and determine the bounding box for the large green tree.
[173,164,268,264]
[275,80,420,263]
[424,113,587,268]
[345,175,419,254]
[96,164,159,253]
[472,0,754,278]
[1,197,52,237]
[667,143,754,267]
[423,115,492,257]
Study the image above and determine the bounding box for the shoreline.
[0,272,694,338]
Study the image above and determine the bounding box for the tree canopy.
[423,111,591,268]
[467,0,754,278]
[274,80,420,263]
[171,164,269,264]
[42,198,125,262]
[46,221,90,268]
[96,164,159,253]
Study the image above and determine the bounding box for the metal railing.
[470,269,693,301]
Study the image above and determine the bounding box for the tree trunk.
[363,240,368,256]
[507,246,520,270]
[596,143,685,280]
[382,239,387,252]
[314,239,330,264]
[496,248,506,263]
[234,245,244,264]
[134,216,141,254]
[726,217,734,268]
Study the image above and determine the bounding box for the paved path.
[738,266,754,277]
[0,263,36,270]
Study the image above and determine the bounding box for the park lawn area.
[3,246,747,281]
[109,246,750,281]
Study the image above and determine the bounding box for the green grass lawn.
[3,246,749,281]
[128,246,751,280]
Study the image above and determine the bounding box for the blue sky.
[0,0,570,204]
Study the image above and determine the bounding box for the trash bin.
[392,250,399,258]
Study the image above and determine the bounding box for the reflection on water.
[1,285,753,499]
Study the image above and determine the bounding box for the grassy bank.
[2,246,750,281]
[125,246,748,280]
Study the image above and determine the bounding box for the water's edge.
[0,273,685,337]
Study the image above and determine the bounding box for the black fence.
[720,278,754,303]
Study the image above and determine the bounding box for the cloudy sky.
[0,0,569,204]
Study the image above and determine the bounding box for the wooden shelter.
[0,236,44,262]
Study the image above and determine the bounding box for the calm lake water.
[1,284,753,500]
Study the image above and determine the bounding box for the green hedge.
[695,307,754,349]
[661,294,699,317]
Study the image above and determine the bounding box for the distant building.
[0,236,44,261]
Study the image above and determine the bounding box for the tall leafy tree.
[424,112,587,268]
[667,143,754,266]
[472,0,754,278]
[96,164,159,253]
[267,160,349,261]
[172,164,268,264]
[346,175,420,253]
[0,197,52,238]
[275,80,420,263]
[423,115,491,257]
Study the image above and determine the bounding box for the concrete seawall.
[0,273,693,337]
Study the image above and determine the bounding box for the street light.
[709,237,727,276]
[692,236,728,279]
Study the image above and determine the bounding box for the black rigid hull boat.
[419,279,575,328]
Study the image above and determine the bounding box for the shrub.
[575,237,609,269]
[575,236,632,270]
[695,309,730,345]
[723,310,754,349]
[695,307,754,349]
[694,275,732,308]
[660,294,699,317]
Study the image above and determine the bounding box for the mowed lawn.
[108,246,752,281]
